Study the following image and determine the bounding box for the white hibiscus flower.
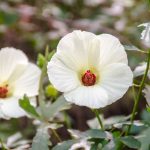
[47,30,133,108]
[0,47,41,119]
[138,23,150,47]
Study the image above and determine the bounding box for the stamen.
[82,70,96,86]
[0,85,8,98]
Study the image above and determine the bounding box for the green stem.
[38,46,49,118]
[93,109,104,130]
[51,129,62,142]
[126,50,150,135]
[0,138,6,150]
[137,49,149,54]
[117,50,150,150]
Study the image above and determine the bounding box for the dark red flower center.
[82,70,96,86]
[0,85,8,98]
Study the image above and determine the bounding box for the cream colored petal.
[14,63,41,97]
[8,63,28,83]
[64,85,108,108]
[0,97,36,119]
[57,30,98,70]
[0,47,28,82]
[100,63,133,104]
[97,34,128,67]
[47,53,80,92]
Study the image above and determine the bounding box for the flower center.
[0,85,8,98]
[82,70,96,86]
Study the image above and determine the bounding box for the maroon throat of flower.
[82,70,96,86]
[0,85,8,98]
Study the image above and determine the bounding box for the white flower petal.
[47,31,102,93]
[47,53,80,92]
[0,97,36,119]
[133,62,147,77]
[97,34,128,67]
[69,140,90,150]
[0,47,28,82]
[138,23,150,47]
[57,30,99,70]
[138,23,149,27]
[100,63,133,104]
[8,63,28,83]
[143,85,150,106]
[64,85,109,108]
[14,63,41,97]
[47,31,132,109]
[87,37,101,69]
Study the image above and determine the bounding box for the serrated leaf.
[44,95,71,119]
[120,136,141,149]
[31,128,50,150]
[19,95,40,119]
[52,140,78,150]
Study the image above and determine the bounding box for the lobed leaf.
[19,95,40,119]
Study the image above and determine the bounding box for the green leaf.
[37,53,46,68]
[124,45,140,51]
[102,141,116,150]
[139,127,150,150]
[91,143,102,150]
[146,106,150,113]
[19,95,40,119]
[48,50,55,61]
[31,128,50,150]
[141,109,150,124]
[45,85,58,98]
[0,11,19,26]
[52,140,77,150]
[44,95,71,119]
[120,136,141,149]
[83,129,107,139]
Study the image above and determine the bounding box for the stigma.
[82,70,96,86]
[0,85,8,98]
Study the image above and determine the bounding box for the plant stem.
[126,50,150,135]
[51,129,62,142]
[93,109,104,130]
[117,50,150,150]
[38,46,49,118]
[137,49,149,54]
[0,138,6,150]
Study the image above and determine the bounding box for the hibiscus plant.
[0,17,150,150]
